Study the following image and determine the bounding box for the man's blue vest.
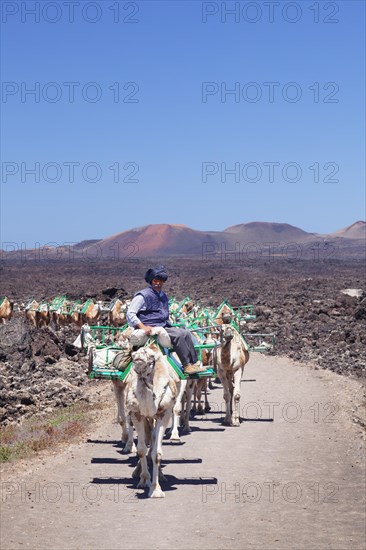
[135,287,169,327]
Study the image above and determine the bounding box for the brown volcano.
[96,223,226,258]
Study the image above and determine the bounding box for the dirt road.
[1,354,365,550]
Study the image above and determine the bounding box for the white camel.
[73,325,136,452]
[125,344,178,498]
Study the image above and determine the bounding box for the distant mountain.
[72,239,101,250]
[96,224,224,258]
[1,221,365,260]
[329,221,366,240]
[223,221,315,242]
[79,221,364,259]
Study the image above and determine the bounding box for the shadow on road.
[91,474,218,498]
[91,457,131,464]
[188,426,226,432]
[242,418,274,422]
[163,474,218,487]
[208,416,274,424]
[87,439,122,445]
[163,457,203,464]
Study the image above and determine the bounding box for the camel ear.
[148,343,159,353]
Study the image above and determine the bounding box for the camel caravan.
[74,297,275,498]
[0,294,130,329]
[1,291,274,498]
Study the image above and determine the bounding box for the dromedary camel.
[0,297,13,324]
[107,298,129,327]
[24,299,39,327]
[125,344,178,498]
[217,324,249,426]
[80,299,102,325]
[75,324,136,452]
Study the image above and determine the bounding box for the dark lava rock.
[65,343,79,357]
[354,306,366,320]
[102,286,126,299]
[0,258,365,425]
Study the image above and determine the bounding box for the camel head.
[121,300,129,312]
[132,344,161,377]
[184,300,194,313]
[115,333,131,349]
[221,324,235,344]
[221,313,232,324]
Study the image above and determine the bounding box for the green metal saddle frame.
[87,325,215,382]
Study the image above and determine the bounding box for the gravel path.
[1,354,365,550]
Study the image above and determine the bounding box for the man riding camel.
[126,265,205,375]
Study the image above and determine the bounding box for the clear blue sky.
[1,0,365,246]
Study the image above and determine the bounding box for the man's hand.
[137,323,153,335]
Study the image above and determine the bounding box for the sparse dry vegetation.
[0,401,108,463]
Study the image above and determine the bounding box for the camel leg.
[170,380,186,441]
[203,379,211,412]
[220,372,232,426]
[149,412,171,498]
[195,380,205,415]
[229,378,234,418]
[112,381,136,452]
[179,390,186,427]
[132,415,151,489]
[182,380,195,433]
[124,413,136,453]
[195,379,210,414]
[191,383,197,415]
[232,367,243,427]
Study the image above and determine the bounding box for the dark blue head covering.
[144,265,168,284]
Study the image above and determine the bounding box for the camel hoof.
[149,488,165,498]
[122,443,136,454]
[137,477,151,489]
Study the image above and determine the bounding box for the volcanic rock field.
[0,257,365,425]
